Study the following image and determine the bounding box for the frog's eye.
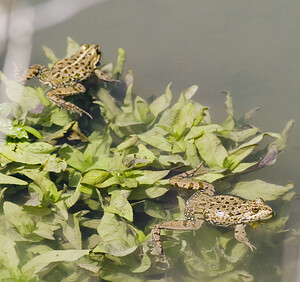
[82,44,89,50]
[252,206,260,213]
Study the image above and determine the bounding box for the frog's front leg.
[94,69,120,82]
[46,83,92,119]
[151,218,204,260]
[234,224,256,251]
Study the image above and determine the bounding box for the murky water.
[1,0,299,281]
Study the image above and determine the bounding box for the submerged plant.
[0,38,294,281]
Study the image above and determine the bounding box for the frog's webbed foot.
[94,69,120,82]
[151,219,204,262]
[46,83,93,119]
[234,224,256,251]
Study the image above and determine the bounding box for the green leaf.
[59,145,89,172]
[33,222,59,240]
[65,180,82,208]
[3,201,35,236]
[271,119,294,151]
[117,135,138,151]
[104,189,133,221]
[139,134,172,152]
[212,270,253,282]
[0,234,20,278]
[66,37,80,57]
[230,180,294,200]
[185,124,223,140]
[173,103,195,133]
[149,83,172,117]
[0,142,55,164]
[134,96,154,124]
[20,170,60,201]
[136,170,169,185]
[0,118,28,139]
[42,45,58,63]
[131,251,151,273]
[50,107,72,126]
[43,121,87,143]
[22,125,42,139]
[129,183,169,200]
[84,128,112,162]
[224,145,257,170]
[59,212,83,249]
[96,213,140,256]
[0,102,12,118]
[195,132,228,168]
[81,169,109,186]
[0,172,27,185]
[41,154,67,173]
[144,200,166,219]
[227,126,259,142]
[21,249,89,275]
[0,72,40,114]
[112,48,126,77]
[178,85,198,102]
[222,90,233,116]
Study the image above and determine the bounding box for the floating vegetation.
[0,38,294,281]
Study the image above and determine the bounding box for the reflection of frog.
[24,44,116,119]
[151,164,274,262]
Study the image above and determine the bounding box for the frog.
[151,163,274,263]
[23,44,117,119]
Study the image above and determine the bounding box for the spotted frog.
[23,44,116,118]
[151,163,274,262]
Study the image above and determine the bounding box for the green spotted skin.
[185,191,273,227]
[24,44,116,118]
[151,164,274,264]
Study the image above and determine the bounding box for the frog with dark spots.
[23,44,117,118]
[151,163,274,262]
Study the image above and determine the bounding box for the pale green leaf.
[149,83,172,117]
[21,249,89,274]
[0,172,27,185]
[59,145,88,172]
[33,222,59,240]
[42,45,58,63]
[66,37,80,57]
[0,72,40,113]
[139,134,172,152]
[60,213,82,249]
[0,234,20,277]
[136,170,169,185]
[104,189,133,221]
[231,180,293,200]
[112,48,126,77]
[224,145,257,170]
[96,213,139,256]
[144,200,166,219]
[195,132,228,168]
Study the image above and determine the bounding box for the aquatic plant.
[0,38,294,281]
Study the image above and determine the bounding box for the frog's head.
[242,198,274,223]
[80,44,102,68]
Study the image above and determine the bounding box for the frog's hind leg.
[173,162,204,179]
[19,64,48,82]
[234,224,256,251]
[46,83,92,119]
[151,218,204,263]
[169,163,215,195]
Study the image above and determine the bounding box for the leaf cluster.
[0,38,294,281]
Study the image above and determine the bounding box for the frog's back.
[190,193,273,227]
